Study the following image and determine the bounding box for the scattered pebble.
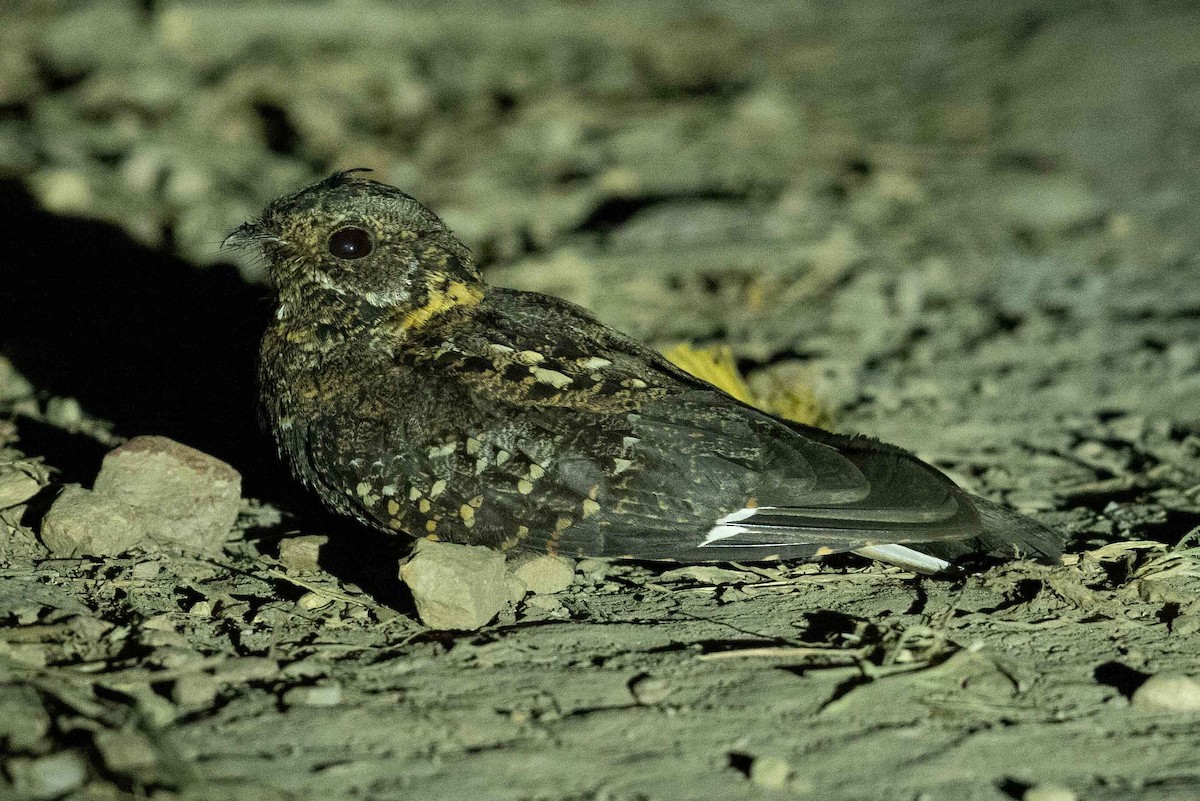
[296,591,334,611]
[278,534,328,572]
[0,355,35,401]
[509,553,576,594]
[628,673,672,706]
[6,750,88,800]
[43,396,84,432]
[40,485,148,557]
[94,728,158,776]
[1023,784,1077,801]
[399,539,508,630]
[0,463,44,509]
[505,573,529,604]
[749,755,792,790]
[0,685,52,751]
[1130,674,1200,711]
[658,565,761,586]
[282,682,343,707]
[130,558,163,579]
[575,558,609,583]
[92,435,242,554]
[172,673,219,709]
[521,593,568,618]
[999,174,1106,235]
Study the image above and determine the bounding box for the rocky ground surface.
[3,1,1200,799]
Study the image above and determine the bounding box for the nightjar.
[226,169,1062,573]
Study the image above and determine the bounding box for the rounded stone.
[40,485,148,557]
[1131,674,1200,711]
[399,539,508,630]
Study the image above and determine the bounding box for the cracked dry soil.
[3,1,1200,799]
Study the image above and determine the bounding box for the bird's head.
[226,170,480,320]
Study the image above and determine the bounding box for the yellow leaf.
[664,343,835,429]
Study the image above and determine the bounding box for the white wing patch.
[852,544,951,574]
[700,506,781,546]
[718,506,775,524]
[699,507,953,575]
[701,524,747,546]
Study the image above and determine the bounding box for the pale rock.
[509,553,576,594]
[40,485,148,557]
[1131,673,1200,711]
[7,750,88,800]
[282,682,343,707]
[749,755,791,790]
[94,728,157,776]
[93,435,242,554]
[278,534,328,572]
[1024,784,1077,801]
[171,673,219,709]
[400,539,508,630]
[628,674,672,706]
[0,685,51,751]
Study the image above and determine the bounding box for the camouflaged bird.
[226,169,1063,574]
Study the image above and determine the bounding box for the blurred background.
[1,0,1199,509]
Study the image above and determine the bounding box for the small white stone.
[278,535,328,572]
[749,755,791,790]
[1131,674,1200,711]
[282,682,343,707]
[94,729,158,775]
[172,673,219,709]
[8,750,88,800]
[296,592,333,611]
[628,674,672,705]
[509,554,576,595]
[1023,784,1077,801]
[399,539,508,630]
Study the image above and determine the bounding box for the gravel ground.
[2,2,1200,799]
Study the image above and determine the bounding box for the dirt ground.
[2,1,1200,799]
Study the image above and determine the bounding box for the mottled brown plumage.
[227,170,1063,570]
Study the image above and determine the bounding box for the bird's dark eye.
[327,226,373,259]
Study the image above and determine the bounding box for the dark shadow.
[725,752,754,779]
[797,609,871,644]
[573,189,748,237]
[11,417,110,487]
[0,180,422,603]
[997,777,1033,799]
[0,179,291,503]
[1093,661,1151,699]
[315,522,414,610]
